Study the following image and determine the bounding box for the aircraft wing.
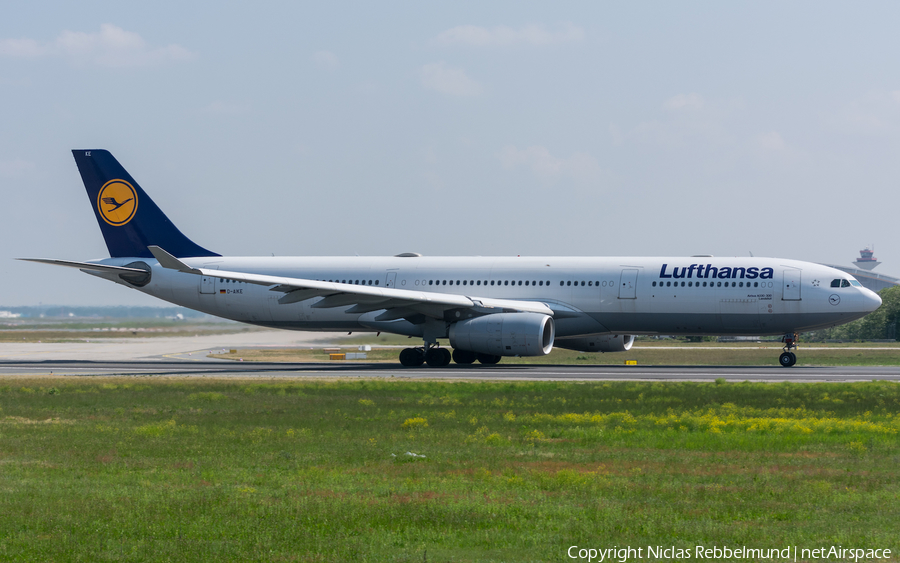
[149,246,554,319]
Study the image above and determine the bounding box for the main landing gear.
[398,345,501,367]
[779,333,798,367]
[398,345,450,367]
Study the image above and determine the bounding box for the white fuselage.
[91,255,882,338]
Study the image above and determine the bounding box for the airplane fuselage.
[28,149,882,367]
[92,254,880,338]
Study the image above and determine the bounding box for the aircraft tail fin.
[72,150,219,259]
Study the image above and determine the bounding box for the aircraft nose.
[863,289,882,312]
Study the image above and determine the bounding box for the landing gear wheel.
[452,349,477,365]
[779,333,799,367]
[475,353,501,365]
[399,348,425,367]
[425,347,451,367]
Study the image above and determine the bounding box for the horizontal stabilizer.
[18,258,149,274]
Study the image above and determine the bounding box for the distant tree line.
[803,286,900,342]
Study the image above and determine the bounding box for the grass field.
[1,378,898,561]
[211,341,900,366]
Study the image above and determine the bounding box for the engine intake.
[449,313,554,357]
[555,334,634,353]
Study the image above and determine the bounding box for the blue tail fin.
[72,150,219,259]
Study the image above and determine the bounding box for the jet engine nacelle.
[449,312,554,357]
[555,334,635,353]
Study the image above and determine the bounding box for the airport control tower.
[853,247,881,271]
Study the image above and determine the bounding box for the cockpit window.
[841,279,851,288]
[830,279,841,288]
[849,279,862,287]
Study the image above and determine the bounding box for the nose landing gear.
[779,333,798,367]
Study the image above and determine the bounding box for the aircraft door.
[783,268,801,301]
[199,267,218,294]
[618,269,638,299]
[385,271,397,288]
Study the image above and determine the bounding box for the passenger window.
[560,281,564,286]
[754,282,758,287]
[652,281,657,287]
[518,281,522,286]
[566,281,571,286]
[581,281,585,286]
[831,279,841,288]
[491,281,495,286]
[666,281,671,287]
[681,281,685,287]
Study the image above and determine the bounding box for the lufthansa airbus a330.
[23,150,882,367]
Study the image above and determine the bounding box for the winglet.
[148,246,200,274]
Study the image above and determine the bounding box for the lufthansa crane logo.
[97,179,138,226]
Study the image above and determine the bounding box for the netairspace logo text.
[567,545,893,563]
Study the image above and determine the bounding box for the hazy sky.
[2,2,900,306]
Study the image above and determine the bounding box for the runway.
[2,359,900,382]
[2,330,899,382]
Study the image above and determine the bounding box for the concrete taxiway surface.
[0,329,337,362]
[2,330,899,382]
